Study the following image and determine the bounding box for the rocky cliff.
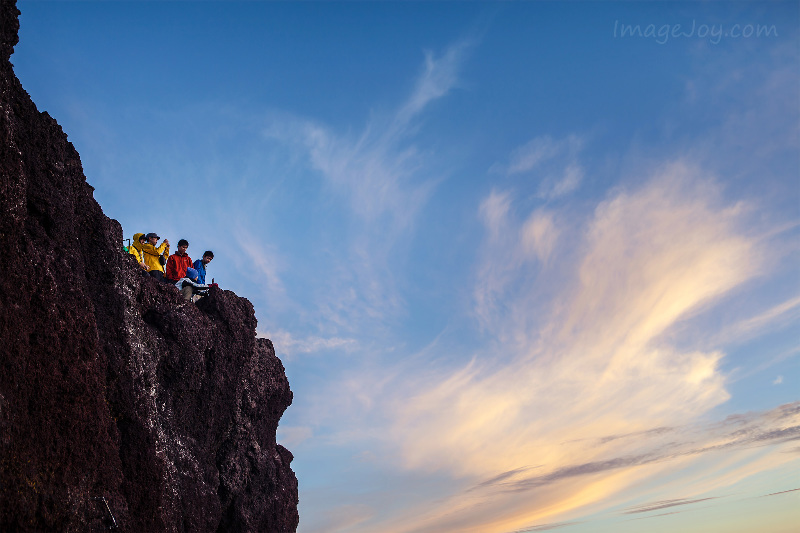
[0,2,299,531]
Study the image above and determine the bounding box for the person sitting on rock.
[128,233,149,271]
[174,267,209,302]
[165,239,193,284]
[141,232,170,281]
[193,250,214,285]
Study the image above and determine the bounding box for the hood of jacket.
[131,232,145,251]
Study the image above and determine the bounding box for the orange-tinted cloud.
[352,164,796,533]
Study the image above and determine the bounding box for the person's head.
[177,239,189,254]
[146,232,159,245]
[138,234,148,245]
[202,251,214,265]
[186,267,198,281]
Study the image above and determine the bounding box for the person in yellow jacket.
[141,232,170,281]
[129,233,149,271]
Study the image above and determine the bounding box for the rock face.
[0,2,299,531]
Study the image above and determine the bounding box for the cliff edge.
[0,2,299,531]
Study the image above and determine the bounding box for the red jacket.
[165,253,193,282]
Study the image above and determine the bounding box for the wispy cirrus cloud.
[486,402,800,495]
[396,40,473,128]
[474,191,560,334]
[303,504,374,533]
[261,40,472,330]
[510,521,581,532]
[262,328,357,359]
[342,402,798,533]
[398,163,757,475]
[277,425,313,448]
[501,134,585,199]
[232,225,287,303]
[266,39,471,230]
[321,161,799,533]
[762,487,800,497]
[715,295,800,347]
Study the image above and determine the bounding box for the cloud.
[595,426,675,446]
[520,210,558,263]
[496,403,800,494]
[510,521,581,532]
[719,295,800,346]
[260,39,472,329]
[762,488,800,497]
[340,162,791,533]
[474,193,558,332]
[504,134,584,199]
[343,403,799,533]
[470,467,541,493]
[550,162,583,198]
[297,121,433,229]
[774,375,783,385]
[396,40,472,127]
[232,226,286,301]
[622,497,719,515]
[479,190,512,239]
[506,135,582,176]
[262,328,357,359]
[266,39,470,230]
[303,504,374,533]
[277,425,313,448]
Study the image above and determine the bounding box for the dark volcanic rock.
[0,2,299,531]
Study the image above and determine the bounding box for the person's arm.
[193,259,205,284]
[156,240,170,259]
[134,248,147,270]
[129,247,145,269]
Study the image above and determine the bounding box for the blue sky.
[13,1,799,532]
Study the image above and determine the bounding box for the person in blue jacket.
[193,250,214,285]
[175,267,209,302]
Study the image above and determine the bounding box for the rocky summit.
[0,1,298,531]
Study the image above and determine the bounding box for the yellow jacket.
[129,233,146,265]
[141,237,170,273]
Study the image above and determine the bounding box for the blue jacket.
[193,259,208,284]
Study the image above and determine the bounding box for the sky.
[11,1,800,532]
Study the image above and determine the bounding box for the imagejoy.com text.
[613,20,778,45]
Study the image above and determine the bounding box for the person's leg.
[181,284,193,301]
[149,270,164,282]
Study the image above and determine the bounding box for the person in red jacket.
[164,239,193,283]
